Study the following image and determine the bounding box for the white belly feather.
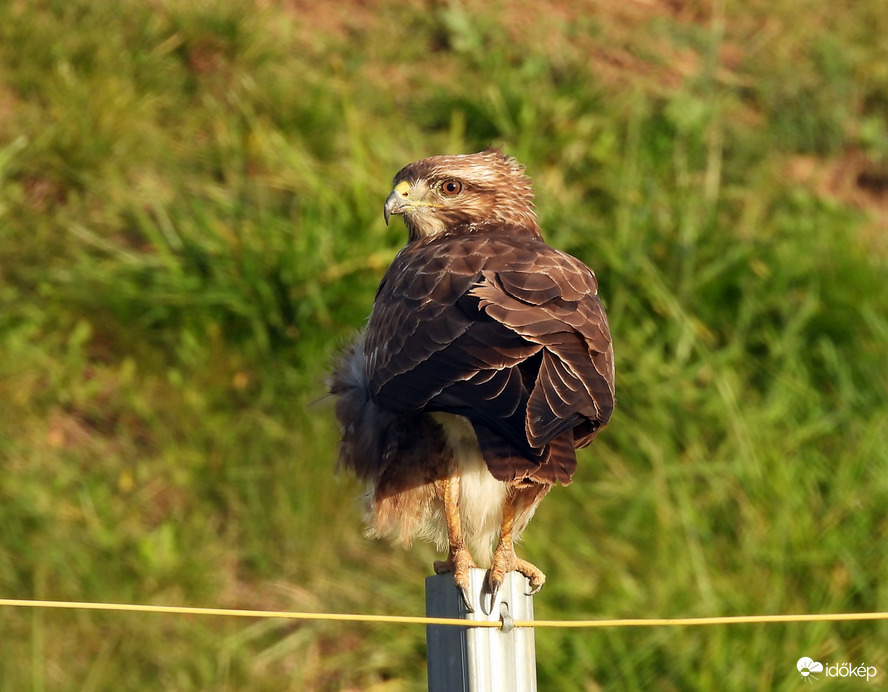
[420,412,508,564]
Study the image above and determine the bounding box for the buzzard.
[331,148,614,610]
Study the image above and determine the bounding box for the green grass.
[1,0,887,689]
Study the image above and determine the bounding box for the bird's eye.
[440,180,463,196]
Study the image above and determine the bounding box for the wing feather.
[363,229,615,484]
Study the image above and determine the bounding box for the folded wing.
[363,229,615,485]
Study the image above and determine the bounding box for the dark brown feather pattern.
[362,226,614,485]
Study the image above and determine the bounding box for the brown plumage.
[331,148,614,609]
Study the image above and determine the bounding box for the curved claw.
[484,569,544,614]
[434,549,477,614]
[526,581,543,597]
[457,583,474,613]
[480,577,500,616]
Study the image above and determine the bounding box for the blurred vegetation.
[1,0,887,689]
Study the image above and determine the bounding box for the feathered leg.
[433,475,478,612]
[487,489,546,610]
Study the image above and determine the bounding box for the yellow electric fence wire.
[2,599,888,629]
[0,599,497,628]
[526,612,888,628]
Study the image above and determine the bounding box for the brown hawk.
[331,148,614,611]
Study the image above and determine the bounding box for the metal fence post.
[426,568,536,692]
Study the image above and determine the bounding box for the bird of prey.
[331,148,614,610]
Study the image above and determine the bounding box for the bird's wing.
[364,230,614,482]
[469,248,615,449]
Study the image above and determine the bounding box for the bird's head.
[383,148,540,241]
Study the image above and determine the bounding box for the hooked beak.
[383,181,412,226]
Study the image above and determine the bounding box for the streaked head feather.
[386,147,540,240]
